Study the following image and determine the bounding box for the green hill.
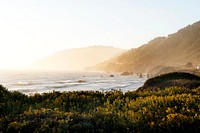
[137,72,200,92]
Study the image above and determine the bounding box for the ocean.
[0,70,147,95]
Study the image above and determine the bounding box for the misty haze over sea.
[0,70,146,95]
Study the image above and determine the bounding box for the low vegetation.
[1,72,200,132]
[138,72,200,91]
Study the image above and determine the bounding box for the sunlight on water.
[0,70,147,95]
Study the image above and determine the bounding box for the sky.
[0,0,200,69]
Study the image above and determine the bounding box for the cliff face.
[95,21,200,73]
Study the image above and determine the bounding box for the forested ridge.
[1,72,200,132]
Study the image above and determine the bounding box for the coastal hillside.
[29,46,124,71]
[137,72,200,92]
[94,21,200,74]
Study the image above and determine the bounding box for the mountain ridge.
[29,45,125,71]
[94,21,200,74]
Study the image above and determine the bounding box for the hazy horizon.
[0,0,200,69]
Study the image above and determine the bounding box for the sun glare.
[0,0,200,70]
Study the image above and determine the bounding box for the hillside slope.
[95,21,200,73]
[137,72,200,92]
[29,46,124,71]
